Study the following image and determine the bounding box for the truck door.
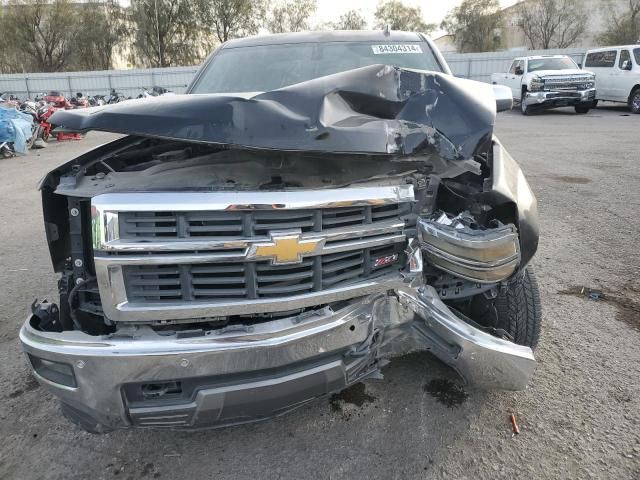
[506,60,524,98]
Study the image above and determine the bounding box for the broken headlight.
[418,214,520,283]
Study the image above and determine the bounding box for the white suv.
[583,46,640,114]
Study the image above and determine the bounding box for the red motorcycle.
[36,103,56,142]
[38,91,82,141]
[43,91,72,109]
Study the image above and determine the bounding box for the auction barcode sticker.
[371,44,423,54]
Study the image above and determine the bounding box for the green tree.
[199,0,267,43]
[516,0,589,49]
[329,9,368,30]
[441,0,503,53]
[0,0,79,72]
[373,0,435,33]
[129,0,202,67]
[74,1,126,70]
[598,0,640,45]
[266,0,317,33]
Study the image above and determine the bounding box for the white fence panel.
[1,47,597,99]
[1,66,199,99]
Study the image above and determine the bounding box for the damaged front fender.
[479,139,539,268]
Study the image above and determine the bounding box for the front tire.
[574,104,590,114]
[464,268,542,349]
[520,92,530,115]
[493,268,542,348]
[629,88,640,114]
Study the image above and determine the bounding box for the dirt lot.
[0,105,639,480]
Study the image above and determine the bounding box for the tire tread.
[494,268,542,348]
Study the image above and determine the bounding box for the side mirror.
[622,60,632,71]
[515,66,524,75]
[578,63,583,69]
[493,84,513,112]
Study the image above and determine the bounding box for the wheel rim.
[521,97,527,113]
[632,93,640,112]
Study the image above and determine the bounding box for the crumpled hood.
[50,64,497,160]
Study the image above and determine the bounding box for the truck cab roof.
[222,30,426,49]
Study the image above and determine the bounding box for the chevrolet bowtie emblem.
[249,231,324,265]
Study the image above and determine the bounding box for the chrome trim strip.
[92,185,415,214]
[93,233,406,266]
[96,271,407,322]
[97,219,406,252]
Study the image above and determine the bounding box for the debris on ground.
[559,285,640,331]
[510,414,520,435]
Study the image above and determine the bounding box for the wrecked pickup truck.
[20,31,541,432]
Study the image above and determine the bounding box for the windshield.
[191,42,443,93]
[528,57,578,72]
[635,48,640,65]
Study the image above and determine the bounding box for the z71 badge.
[372,253,399,269]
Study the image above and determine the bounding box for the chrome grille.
[119,204,407,239]
[123,244,405,303]
[542,75,593,91]
[91,186,415,323]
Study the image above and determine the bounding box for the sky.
[312,0,520,36]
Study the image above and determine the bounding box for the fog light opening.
[28,354,77,388]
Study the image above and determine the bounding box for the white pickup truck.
[492,55,596,115]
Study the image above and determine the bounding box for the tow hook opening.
[140,381,183,401]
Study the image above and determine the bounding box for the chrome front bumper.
[524,88,596,106]
[20,286,535,430]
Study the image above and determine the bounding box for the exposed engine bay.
[35,133,536,338]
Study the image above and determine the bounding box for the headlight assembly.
[530,76,544,92]
[418,218,521,283]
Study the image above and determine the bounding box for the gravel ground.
[0,105,638,480]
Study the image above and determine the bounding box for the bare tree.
[266,0,317,33]
[0,0,79,72]
[374,0,436,33]
[598,0,640,45]
[199,0,266,43]
[328,9,368,30]
[516,0,589,49]
[442,0,503,53]
[129,0,202,67]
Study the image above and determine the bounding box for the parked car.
[20,30,541,432]
[491,55,596,115]
[583,46,640,114]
